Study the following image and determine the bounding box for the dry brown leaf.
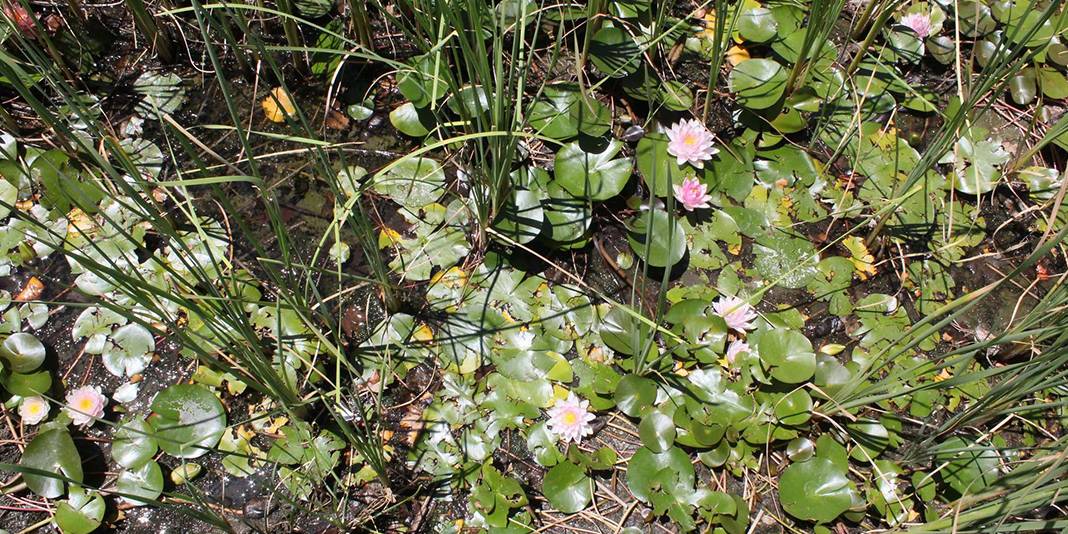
[325,108,350,130]
[14,276,44,302]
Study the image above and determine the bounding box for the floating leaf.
[753,232,819,288]
[493,189,544,244]
[737,6,778,43]
[626,446,695,503]
[754,327,816,383]
[54,486,105,534]
[636,132,694,198]
[112,417,159,470]
[614,374,657,417]
[21,430,83,498]
[150,384,226,459]
[842,236,876,280]
[656,81,694,111]
[542,462,591,513]
[530,84,580,139]
[779,458,855,522]
[554,140,632,200]
[116,461,163,506]
[638,411,676,453]
[389,102,434,137]
[932,436,999,497]
[102,323,155,378]
[373,157,446,209]
[627,208,687,268]
[133,71,186,116]
[729,58,787,110]
[1,332,45,373]
[589,26,641,77]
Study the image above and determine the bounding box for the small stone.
[243,496,273,519]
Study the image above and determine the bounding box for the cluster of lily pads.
[1,0,1067,531]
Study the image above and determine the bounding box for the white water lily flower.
[19,396,50,425]
[712,295,758,332]
[900,12,932,39]
[546,393,596,444]
[65,385,107,426]
[673,177,713,211]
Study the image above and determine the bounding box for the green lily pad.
[627,209,687,268]
[149,384,226,459]
[102,323,155,378]
[116,460,163,506]
[737,6,778,43]
[397,53,449,107]
[626,446,695,503]
[530,84,580,140]
[589,26,641,77]
[112,417,159,470]
[554,140,632,200]
[779,457,855,523]
[2,369,52,397]
[54,486,105,534]
[21,429,83,498]
[133,71,186,116]
[774,389,812,426]
[389,102,434,137]
[600,307,653,357]
[932,436,1000,497]
[754,327,816,383]
[1,332,46,373]
[942,136,1010,195]
[373,156,446,209]
[728,58,788,110]
[571,96,613,137]
[542,461,591,513]
[614,374,657,417]
[753,232,819,288]
[493,189,544,244]
[638,411,676,453]
[656,81,694,112]
[0,178,15,219]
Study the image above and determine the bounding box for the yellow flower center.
[78,398,94,411]
[27,404,42,414]
[561,411,578,425]
[683,134,697,146]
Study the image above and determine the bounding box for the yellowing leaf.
[262,87,296,123]
[843,236,877,280]
[378,227,402,249]
[726,45,750,66]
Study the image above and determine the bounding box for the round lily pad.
[779,457,855,523]
[542,461,591,513]
[754,327,816,383]
[589,26,641,77]
[638,411,676,453]
[112,417,159,470]
[627,208,687,268]
[614,374,657,417]
[21,429,84,498]
[373,157,446,209]
[626,446,695,503]
[102,323,155,378]
[728,58,788,110]
[493,189,544,244]
[389,102,434,137]
[530,84,580,140]
[636,132,694,198]
[554,140,632,201]
[116,460,163,506]
[150,384,226,459]
[1,332,46,373]
[54,486,105,534]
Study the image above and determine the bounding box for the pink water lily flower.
[725,339,751,365]
[900,12,932,39]
[546,393,596,444]
[673,177,713,211]
[712,295,758,332]
[65,386,107,426]
[666,119,717,168]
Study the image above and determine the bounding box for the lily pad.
[21,429,84,498]
[627,209,687,268]
[753,233,819,288]
[638,411,677,453]
[554,140,632,200]
[728,58,788,110]
[133,71,186,116]
[54,486,105,534]
[779,457,855,523]
[636,132,694,198]
[389,102,435,137]
[373,157,446,209]
[102,323,155,378]
[116,460,163,506]
[754,327,816,383]
[112,417,159,470]
[1,332,46,373]
[542,462,591,513]
[589,26,641,77]
[614,374,657,417]
[530,84,580,140]
[149,384,226,459]
[493,189,544,244]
